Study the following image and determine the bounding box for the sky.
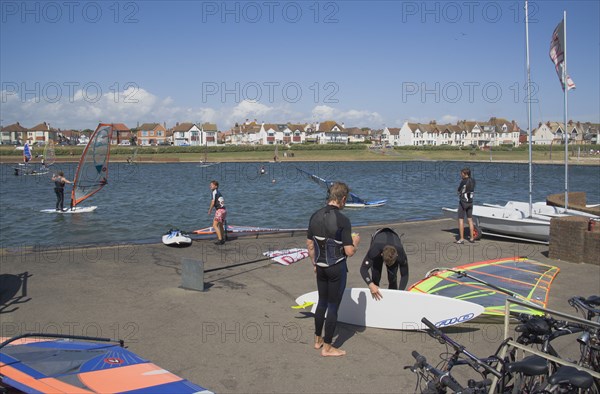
[1,0,599,131]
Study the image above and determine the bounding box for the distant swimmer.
[260,165,266,175]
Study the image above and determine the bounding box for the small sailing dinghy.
[41,124,113,214]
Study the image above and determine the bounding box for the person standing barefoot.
[306,182,360,357]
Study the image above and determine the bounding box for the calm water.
[0,161,598,247]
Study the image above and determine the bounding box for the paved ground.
[1,218,599,393]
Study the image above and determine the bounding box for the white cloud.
[311,105,336,120]
[229,100,274,124]
[311,106,383,127]
[439,114,459,124]
[1,86,386,131]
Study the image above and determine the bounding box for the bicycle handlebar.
[421,317,503,379]
[569,296,600,316]
[410,350,467,393]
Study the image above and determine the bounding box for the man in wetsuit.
[306,182,360,357]
[359,228,409,300]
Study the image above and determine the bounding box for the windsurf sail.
[295,167,385,207]
[128,146,138,164]
[43,140,55,166]
[262,248,309,266]
[23,142,32,163]
[408,257,560,316]
[71,124,112,208]
[0,333,212,393]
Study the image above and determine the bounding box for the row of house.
[384,118,522,147]
[0,122,219,147]
[224,118,598,147]
[529,121,599,145]
[1,119,598,147]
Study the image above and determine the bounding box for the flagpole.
[563,10,569,210]
[525,0,533,217]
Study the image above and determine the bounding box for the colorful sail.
[71,124,112,207]
[263,248,309,266]
[43,140,55,166]
[192,224,304,239]
[23,142,32,163]
[0,334,212,393]
[408,257,560,316]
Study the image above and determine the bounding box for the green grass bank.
[1,144,598,164]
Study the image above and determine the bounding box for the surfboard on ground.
[40,206,97,214]
[162,229,192,246]
[295,288,484,330]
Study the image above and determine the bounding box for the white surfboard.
[162,230,192,246]
[295,288,484,330]
[40,206,97,214]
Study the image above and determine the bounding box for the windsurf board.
[295,288,484,330]
[40,206,97,214]
[163,229,192,246]
[346,199,387,208]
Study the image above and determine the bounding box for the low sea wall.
[549,215,600,265]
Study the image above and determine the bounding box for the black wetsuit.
[307,204,353,345]
[54,178,66,210]
[359,228,409,290]
[457,177,475,219]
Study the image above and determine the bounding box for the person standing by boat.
[208,180,226,245]
[359,228,409,300]
[456,167,476,244]
[52,171,72,211]
[306,182,360,357]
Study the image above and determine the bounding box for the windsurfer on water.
[52,171,72,211]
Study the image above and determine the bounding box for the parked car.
[119,140,131,146]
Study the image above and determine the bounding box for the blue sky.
[1,0,598,131]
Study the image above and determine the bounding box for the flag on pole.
[549,19,575,90]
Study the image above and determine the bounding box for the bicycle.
[568,296,600,373]
[407,317,597,393]
[509,310,600,393]
[405,317,509,393]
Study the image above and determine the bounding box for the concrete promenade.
[1,218,599,393]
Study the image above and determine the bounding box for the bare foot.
[314,335,324,349]
[321,344,346,357]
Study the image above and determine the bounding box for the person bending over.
[360,227,409,300]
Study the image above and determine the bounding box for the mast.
[525,0,533,217]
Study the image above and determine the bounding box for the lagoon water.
[0,161,598,248]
